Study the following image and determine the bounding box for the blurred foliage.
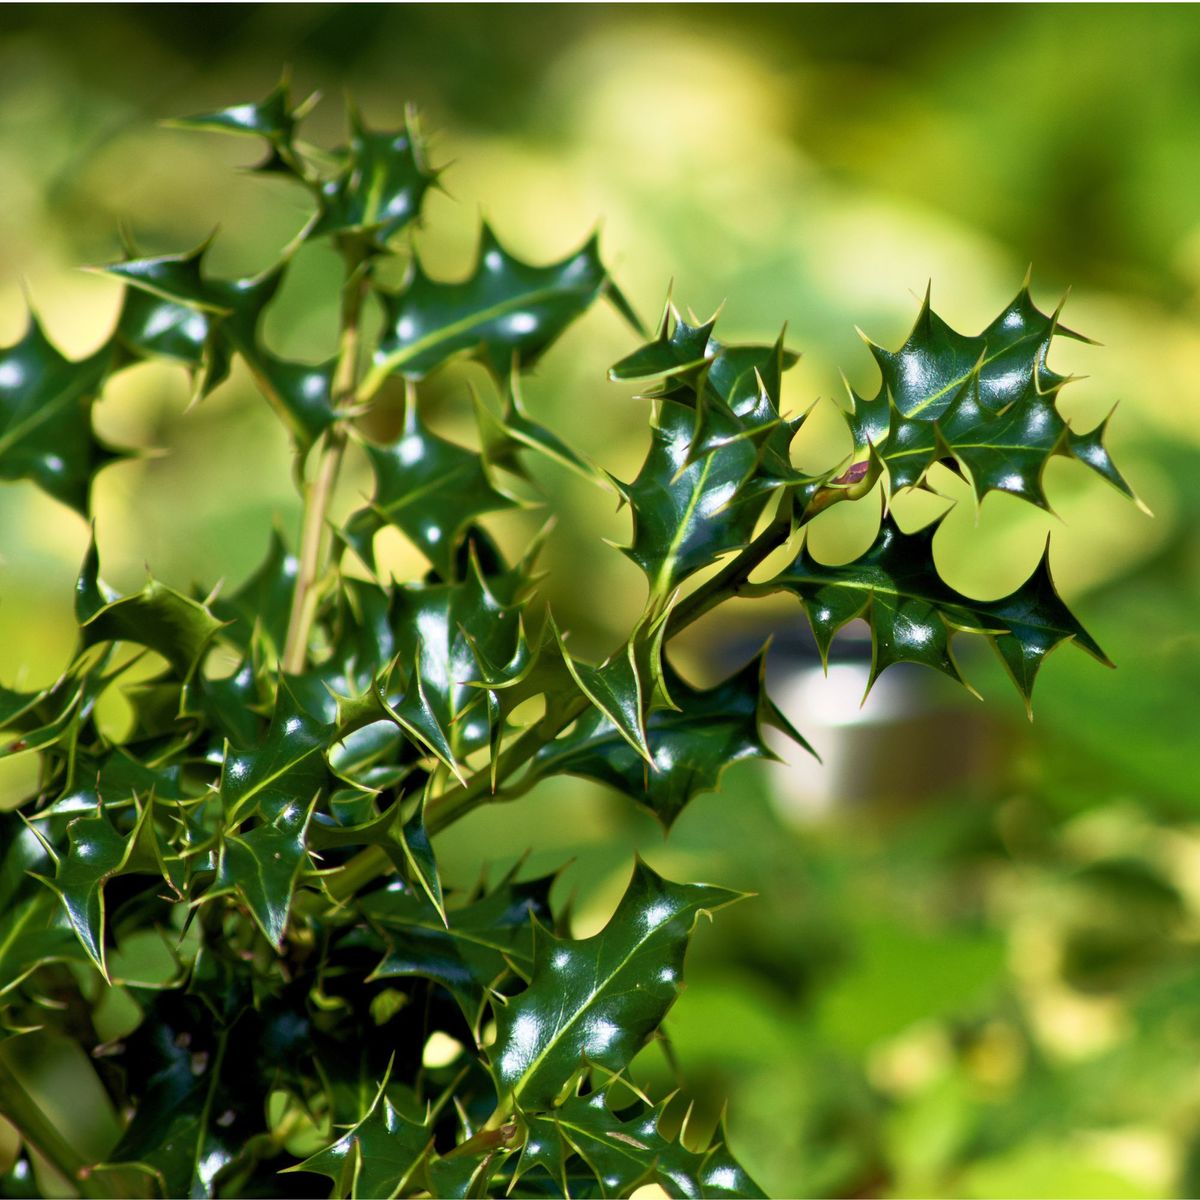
[1,4,1198,1197]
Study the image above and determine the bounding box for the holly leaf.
[170,76,309,163]
[763,514,1110,706]
[534,650,810,828]
[76,539,224,678]
[342,402,518,579]
[519,1090,765,1200]
[285,1072,432,1200]
[489,860,741,1110]
[844,288,1134,507]
[219,681,333,826]
[384,548,525,762]
[364,225,633,389]
[0,832,86,997]
[32,801,153,978]
[307,105,435,244]
[358,871,554,1027]
[613,398,775,606]
[474,374,611,490]
[215,794,316,949]
[0,311,123,515]
[860,280,1084,422]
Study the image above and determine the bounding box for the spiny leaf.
[474,373,611,490]
[0,839,86,996]
[358,871,554,1027]
[556,628,654,766]
[763,513,1109,706]
[385,548,525,762]
[861,280,1085,421]
[308,105,435,244]
[216,794,316,949]
[534,650,810,828]
[0,311,125,515]
[34,801,153,978]
[342,400,518,579]
[614,397,774,605]
[844,291,1133,507]
[219,681,333,826]
[489,860,741,1110]
[519,1089,765,1200]
[76,538,224,678]
[102,246,340,453]
[364,224,634,390]
[172,75,306,154]
[286,1072,432,1199]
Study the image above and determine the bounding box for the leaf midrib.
[903,327,1043,418]
[377,279,594,374]
[505,906,689,1103]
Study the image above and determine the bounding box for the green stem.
[282,247,368,674]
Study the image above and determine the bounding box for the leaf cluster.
[0,79,1136,1198]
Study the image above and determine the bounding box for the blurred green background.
[2,4,1200,1197]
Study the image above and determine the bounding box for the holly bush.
[0,81,1138,1199]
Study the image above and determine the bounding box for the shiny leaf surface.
[490,861,741,1109]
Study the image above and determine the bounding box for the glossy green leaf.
[308,106,434,244]
[219,681,333,826]
[613,398,775,605]
[342,401,518,579]
[358,871,554,1026]
[534,650,810,827]
[76,539,225,677]
[861,280,1085,421]
[385,549,525,763]
[474,375,611,490]
[0,312,123,515]
[364,225,632,390]
[490,861,741,1110]
[519,1090,765,1200]
[287,1073,432,1199]
[0,860,85,997]
[35,802,152,977]
[844,288,1134,507]
[171,75,315,178]
[216,794,316,948]
[763,514,1110,705]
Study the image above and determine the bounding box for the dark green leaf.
[613,398,774,605]
[489,860,741,1110]
[364,225,630,389]
[286,1073,432,1199]
[219,681,333,825]
[215,795,316,948]
[519,1090,765,1200]
[763,513,1110,705]
[77,539,225,677]
[534,650,810,827]
[342,402,518,580]
[0,312,122,515]
[861,280,1084,421]
[358,871,554,1026]
[307,106,434,244]
[34,802,152,977]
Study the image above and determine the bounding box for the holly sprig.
[0,79,1137,1199]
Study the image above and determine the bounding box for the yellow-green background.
[1,4,1199,1196]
